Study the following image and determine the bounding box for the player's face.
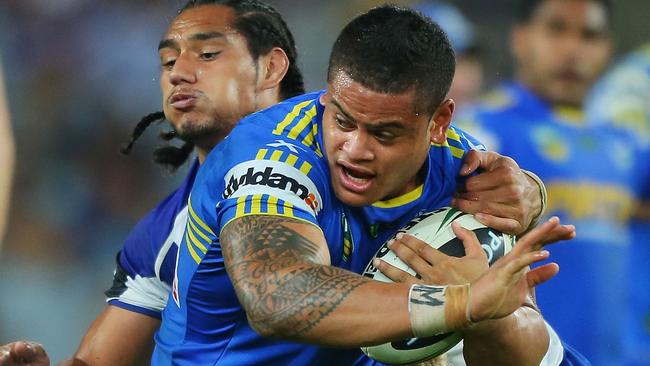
[159,5,262,149]
[321,72,451,207]
[512,0,612,106]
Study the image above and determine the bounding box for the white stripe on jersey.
[155,205,189,280]
[107,274,172,313]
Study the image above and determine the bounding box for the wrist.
[522,170,547,229]
[408,284,475,337]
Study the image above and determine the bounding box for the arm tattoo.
[221,215,367,338]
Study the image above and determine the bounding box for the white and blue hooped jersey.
[105,160,199,318]
[456,82,644,366]
[152,91,490,366]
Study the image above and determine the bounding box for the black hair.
[122,0,304,171]
[327,5,455,115]
[517,0,612,23]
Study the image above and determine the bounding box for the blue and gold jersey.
[586,45,650,366]
[153,91,484,365]
[456,82,643,365]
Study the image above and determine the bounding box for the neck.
[197,146,210,164]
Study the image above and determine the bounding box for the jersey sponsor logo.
[223,160,322,214]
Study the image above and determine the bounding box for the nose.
[169,53,197,85]
[342,130,374,162]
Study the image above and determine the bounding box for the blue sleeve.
[104,185,192,318]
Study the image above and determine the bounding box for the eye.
[199,51,221,61]
[374,130,397,142]
[335,115,355,130]
[161,58,176,69]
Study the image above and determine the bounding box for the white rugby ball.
[361,207,515,365]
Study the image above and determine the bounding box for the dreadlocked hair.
[182,0,305,99]
[121,111,164,155]
[121,111,194,171]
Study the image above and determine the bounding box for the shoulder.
[120,162,197,279]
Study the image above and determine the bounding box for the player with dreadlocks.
[2,1,304,365]
[73,1,304,364]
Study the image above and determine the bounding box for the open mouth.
[338,165,375,193]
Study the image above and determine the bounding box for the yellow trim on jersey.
[285,153,299,167]
[553,106,584,126]
[372,184,424,208]
[449,146,464,158]
[431,140,465,159]
[267,196,279,214]
[288,105,317,140]
[284,202,294,216]
[188,218,210,243]
[256,148,269,160]
[250,194,263,214]
[235,195,246,218]
[273,100,313,135]
[270,150,284,161]
[185,231,202,264]
[302,122,318,147]
[187,226,208,254]
[314,142,324,158]
[188,201,215,236]
[446,128,462,143]
[299,161,313,175]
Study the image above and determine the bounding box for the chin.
[334,188,374,208]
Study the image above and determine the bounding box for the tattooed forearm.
[221,215,368,339]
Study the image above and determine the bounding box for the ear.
[319,85,333,106]
[429,99,454,145]
[258,47,290,92]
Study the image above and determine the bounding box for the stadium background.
[0,0,648,362]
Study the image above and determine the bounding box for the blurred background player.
[413,1,484,110]
[0,55,14,252]
[455,0,644,364]
[585,42,650,366]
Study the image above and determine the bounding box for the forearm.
[462,305,548,366]
[67,305,159,366]
[223,215,415,346]
[238,261,414,346]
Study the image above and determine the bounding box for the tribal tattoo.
[221,215,367,339]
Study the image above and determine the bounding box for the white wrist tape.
[408,284,474,338]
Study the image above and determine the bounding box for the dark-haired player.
[153,5,572,365]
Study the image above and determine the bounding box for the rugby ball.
[361,207,515,365]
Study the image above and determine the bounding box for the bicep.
[220,214,331,277]
[73,305,159,366]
